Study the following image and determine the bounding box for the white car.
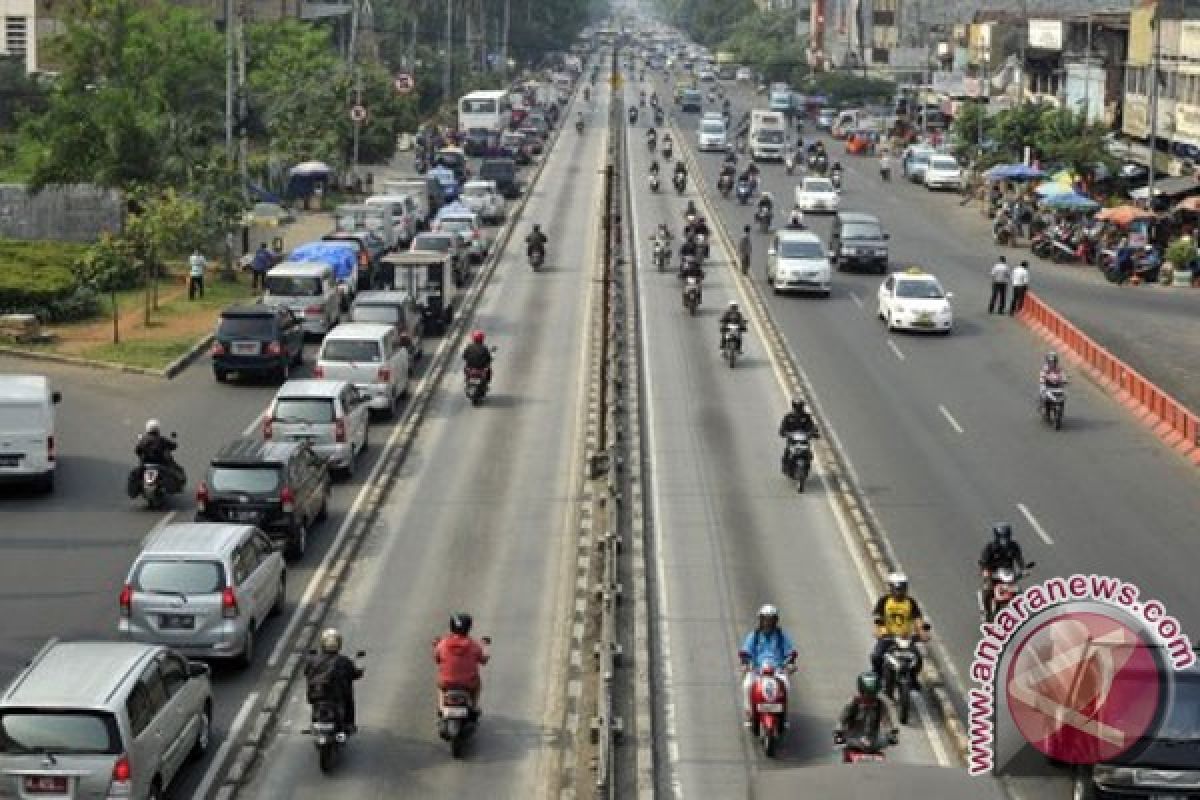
[433,211,490,264]
[460,180,506,224]
[876,268,954,333]
[766,230,832,296]
[736,67,754,82]
[924,154,963,191]
[795,177,840,213]
[697,117,727,151]
[698,68,716,82]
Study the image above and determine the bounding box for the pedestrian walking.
[988,255,1009,314]
[188,249,207,300]
[250,242,273,291]
[1010,260,1030,315]
[738,225,752,274]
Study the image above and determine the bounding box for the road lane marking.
[191,690,258,800]
[887,339,906,361]
[1017,503,1055,546]
[848,291,863,309]
[938,405,965,434]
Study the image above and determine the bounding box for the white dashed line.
[886,339,906,361]
[937,404,964,434]
[1017,503,1055,546]
[191,690,258,800]
[848,291,863,308]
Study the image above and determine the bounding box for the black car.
[463,128,492,157]
[479,158,521,199]
[830,211,890,274]
[212,305,305,383]
[195,438,330,560]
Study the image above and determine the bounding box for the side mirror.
[482,636,493,646]
[188,661,211,679]
[355,650,366,658]
[51,391,62,404]
[945,292,955,300]
[767,249,776,257]
[828,250,836,259]
[883,232,891,240]
[889,729,900,745]
[1026,561,1038,570]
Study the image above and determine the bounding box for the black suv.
[212,305,305,383]
[479,159,520,199]
[831,211,890,274]
[195,438,330,560]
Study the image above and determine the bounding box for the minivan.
[831,211,890,274]
[0,639,213,800]
[381,179,434,228]
[263,262,341,336]
[0,375,61,493]
[264,380,370,477]
[315,323,411,418]
[119,522,286,666]
[349,290,424,359]
[211,304,305,383]
[478,158,520,199]
[364,193,420,247]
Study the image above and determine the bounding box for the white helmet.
[757,604,779,620]
[319,628,342,655]
[145,419,161,434]
[886,572,909,593]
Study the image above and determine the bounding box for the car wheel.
[189,704,212,761]
[270,574,286,617]
[146,780,163,800]
[886,312,897,332]
[291,346,303,367]
[360,424,369,455]
[237,627,255,668]
[286,522,307,561]
[1071,767,1098,800]
[38,472,54,494]
[340,448,356,480]
[277,358,290,384]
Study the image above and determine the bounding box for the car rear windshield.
[779,240,825,259]
[0,711,121,755]
[413,236,451,252]
[930,157,958,170]
[842,224,883,240]
[321,339,382,363]
[209,466,282,494]
[134,560,225,594]
[266,276,322,296]
[273,398,335,424]
[350,306,400,325]
[438,219,472,233]
[896,279,943,299]
[756,129,784,144]
[217,315,274,338]
[463,186,490,198]
[805,179,833,193]
[701,121,724,134]
[481,163,514,177]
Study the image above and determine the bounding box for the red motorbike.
[838,730,898,763]
[747,661,796,757]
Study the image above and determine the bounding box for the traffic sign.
[394,73,414,94]
[350,104,368,123]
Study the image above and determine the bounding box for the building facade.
[1123,0,1200,158]
[0,0,37,73]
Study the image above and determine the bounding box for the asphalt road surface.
[655,74,1200,799]
[624,86,964,798]
[237,80,604,799]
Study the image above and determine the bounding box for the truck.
[716,51,737,80]
[334,203,397,251]
[768,85,794,116]
[749,110,787,162]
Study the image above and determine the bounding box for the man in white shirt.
[1009,260,1030,315]
[988,255,1009,314]
[188,250,207,300]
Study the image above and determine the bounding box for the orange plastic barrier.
[1019,292,1200,464]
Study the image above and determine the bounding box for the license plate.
[160,614,195,630]
[442,706,470,718]
[143,469,158,483]
[23,775,68,792]
[756,703,784,713]
[0,454,20,467]
[849,752,885,763]
[231,341,260,355]
[226,510,260,522]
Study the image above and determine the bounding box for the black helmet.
[791,398,804,413]
[857,671,881,696]
[450,612,473,635]
[992,523,1013,543]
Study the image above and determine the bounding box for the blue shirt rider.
[738,605,798,726]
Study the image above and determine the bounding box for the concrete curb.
[0,329,214,380]
[675,129,972,763]
[164,333,216,378]
[208,101,570,799]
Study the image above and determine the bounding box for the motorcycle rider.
[525,224,548,261]
[834,672,893,749]
[646,126,657,148]
[993,205,1015,241]
[680,255,705,306]
[433,613,491,712]
[673,159,688,184]
[870,573,927,685]
[738,225,752,273]
[978,523,1028,620]
[462,330,493,390]
[778,399,817,474]
[757,190,773,217]
[304,628,363,733]
[880,152,892,179]
[719,302,747,354]
[1038,351,1067,406]
[831,160,844,186]
[737,605,798,727]
[133,419,185,493]
[788,204,805,229]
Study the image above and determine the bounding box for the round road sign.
[350,104,368,123]
[394,73,415,94]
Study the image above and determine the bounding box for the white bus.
[458,90,512,133]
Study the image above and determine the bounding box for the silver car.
[265,379,371,478]
[0,640,213,800]
[119,523,286,666]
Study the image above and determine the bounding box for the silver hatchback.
[264,379,371,478]
[118,523,286,667]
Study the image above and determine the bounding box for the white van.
[263,262,341,336]
[382,180,432,230]
[364,193,420,246]
[0,375,61,492]
[314,323,411,418]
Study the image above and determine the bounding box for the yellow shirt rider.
[870,572,927,685]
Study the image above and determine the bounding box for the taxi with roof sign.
[876,266,954,333]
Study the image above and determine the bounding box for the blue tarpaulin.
[985,164,1046,182]
[289,242,358,283]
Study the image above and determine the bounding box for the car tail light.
[305,305,323,315]
[196,481,210,511]
[262,417,274,440]
[334,418,346,442]
[111,754,132,790]
[281,485,295,513]
[119,584,132,617]
[313,365,324,378]
[265,341,283,356]
[47,435,55,463]
[377,367,391,382]
[212,341,226,356]
[221,587,239,619]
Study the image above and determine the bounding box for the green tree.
[1035,107,1116,182]
[809,72,895,105]
[721,10,806,84]
[988,101,1046,164]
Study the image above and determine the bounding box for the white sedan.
[923,154,964,191]
[794,177,840,213]
[877,268,954,333]
[460,180,506,224]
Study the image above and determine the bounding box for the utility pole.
[502,0,510,73]
[224,0,234,168]
[1147,2,1162,202]
[237,0,248,194]
[443,0,453,104]
[1083,13,1093,123]
[1018,0,1029,104]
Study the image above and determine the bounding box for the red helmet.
[471,330,485,344]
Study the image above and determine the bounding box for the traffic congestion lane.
[238,78,602,800]
[626,91,954,799]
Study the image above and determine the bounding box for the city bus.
[458,90,513,134]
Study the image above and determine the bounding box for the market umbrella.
[1094,205,1157,226]
[1035,182,1075,198]
[1173,196,1200,213]
[985,164,1046,182]
[288,160,333,176]
[1042,192,1101,212]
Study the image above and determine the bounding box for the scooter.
[781,429,818,492]
[674,172,687,195]
[575,118,584,134]
[831,170,843,190]
[880,162,892,182]
[464,362,493,406]
[881,625,929,725]
[649,173,660,193]
[836,729,899,763]
[653,240,669,271]
[436,636,491,757]
[979,562,1037,623]
[736,181,752,205]
[755,206,772,234]
[747,660,796,757]
[628,107,638,125]
[528,246,545,271]
[718,173,733,198]
[1040,380,1067,429]
[784,152,797,175]
[126,433,184,510]
[662,143,673,161]
[683,275,701,315]
[647,135,657,153]
[304,650,365,773]
[721,322,745,368]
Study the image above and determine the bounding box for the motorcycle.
[813,155,828,176]
[695,232,709,260]
[653,240,670,271]
[127,433,184,510]
[781,429,818,492]
[993,219,1015,247]
[663,143,673,161]
[718,173,733,198]
[837,730,899,763]
[436,636,491,757]
[576,118,584,134]
[979,562,1037,623]
[628,107,638,125]
[304,650,365,773]
[464,365,491,405]
[528,246,545,271]
[683,275,701,315]
[674,172,687,195]
[881,625,929,725]
[784,152,796,175]
[755,206,772,234]
[649,173,660,193]
[647,135,657,153]
[880,163,891,182]
[721,322,745,368]
[831,170,843,190]
[735,181,751,205]
[1040,380,1067,429]
[747,660,795,757]
[655,109,664,126]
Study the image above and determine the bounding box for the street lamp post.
[978,45,991,161]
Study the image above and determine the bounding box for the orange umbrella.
[1173,196,1200,213]
[1094,205,1157,226]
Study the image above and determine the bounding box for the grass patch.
[81,336,206,370]
[153,273,257,313]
